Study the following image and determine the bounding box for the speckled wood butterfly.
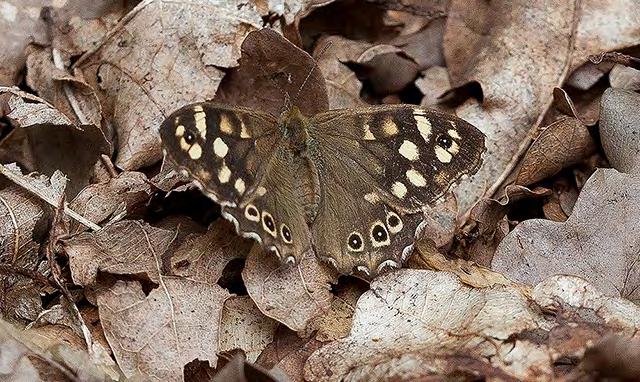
[160,101,485,279]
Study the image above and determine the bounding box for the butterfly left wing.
[307,105,485,278]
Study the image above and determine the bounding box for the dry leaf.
[171,219,253,284]
[445,0,640,212]
[64,220,176,285]
[516,117,596,186]
[75,0,263,170]
[609,64,640,91]
[220,296,279,362]
[243,245,335,333]
[492,169,640,303]
[97,278,230,381]
[214,28,329,116]
[416,66,451,107]
[599,87,640,175]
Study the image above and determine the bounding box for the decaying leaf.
[215,28,329,117]
[64,220,176,285]
[305,270,640,381]
[516,117,596,186]
[492,169,640,303]
[599,87,640,175]
[243,245,335,333]
[75,0,263,170]
[219,296,278,362]
[97,278,230,381]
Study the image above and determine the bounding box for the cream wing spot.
[240,120,251,138]
[363,123,375,140]
[449,140,460,155]
[406,169,427,187]
[382,118,399,136]
[391,181,407,199]
[213,137,229,158]
[234,178,246,194]
[256,186,267,196]
[364,192,379,204]
[448,128,461,139]
[435,146,453,163]
[193,105,207,139]
[218,163,231,183]
[399,140,419,161]
[188,143,202,159]
[219,114,234,135]
[179,138,190,151]
[413,109,432,143]
[175,125,185,137]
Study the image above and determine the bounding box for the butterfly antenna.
[290,40,333,108]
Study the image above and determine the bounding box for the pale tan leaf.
[97,278,230,382]
[243,245,335,332]
[600,87,640,175]
[64,220,175,285]
[75,0,263,170]
[219,296,278,362]
[492,169,640,303]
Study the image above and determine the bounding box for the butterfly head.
[279,105,311,154]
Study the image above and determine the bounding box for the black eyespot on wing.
[436,134,452,149]
[281,224,292,243]
[348,233,363,251]
[264,214,275,231]
[247,206,258,217]
[372,224,388,242]
[387,215,400,227]
[184,131,196,144]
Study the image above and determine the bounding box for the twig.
[589,51,640,71]
[0,164,101,231]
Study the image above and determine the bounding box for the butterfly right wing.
[160,102,312,263]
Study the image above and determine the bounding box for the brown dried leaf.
[97,278,230,381]
[220,296,278,362]
[68,171,154,232]
[492,169,640,303]
[416,66,450,107]
[171,219,252,284]
[445,1,640,212]
[600,87,640,175]
[516,117,596,186]
[315,35,399,109]
[64,220,176,285]
[75,0,263,170]
[212,353,288,382]
[305,270,640,381]
[243,245,335,332]
[215,28,329,116]
[1,89,109,198]
[609,64,640,91]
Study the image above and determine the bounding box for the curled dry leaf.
[609,64,640,91]
[219,296,278,362]
[315,35,399,109]
[171,219,253,285]
[75,0,263,170]
[243,244,335,333]
[552,86,600,126]
[492,169,640,303]
[68,171,154,233]
[1,89,109,198]
[63,220,176,286]
[445,0,640,212]
[305,270,640,381]
[97,278,230,381]
[214,28,329,116]
[516,117,596,186]
[599,87,640,175]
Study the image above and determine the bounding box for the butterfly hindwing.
[307,105,485,276]
[160,102,312,263]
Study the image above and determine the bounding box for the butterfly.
[160,102,485,279]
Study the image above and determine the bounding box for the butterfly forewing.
[308,105,485,276]
[160,102,312,263]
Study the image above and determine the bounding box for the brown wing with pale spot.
[307,105,485,278]
[160,102,312,264]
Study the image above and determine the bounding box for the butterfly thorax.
[279,106,311,155]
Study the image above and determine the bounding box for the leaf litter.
[0,1,639,381]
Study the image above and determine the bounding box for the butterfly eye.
[261,211,277,237]
[386,212,403,234]
[436,134,453,149]
[370,222,390,247]
[244,205,260,222]
[347,232,364,252]
[281,224,293,244]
